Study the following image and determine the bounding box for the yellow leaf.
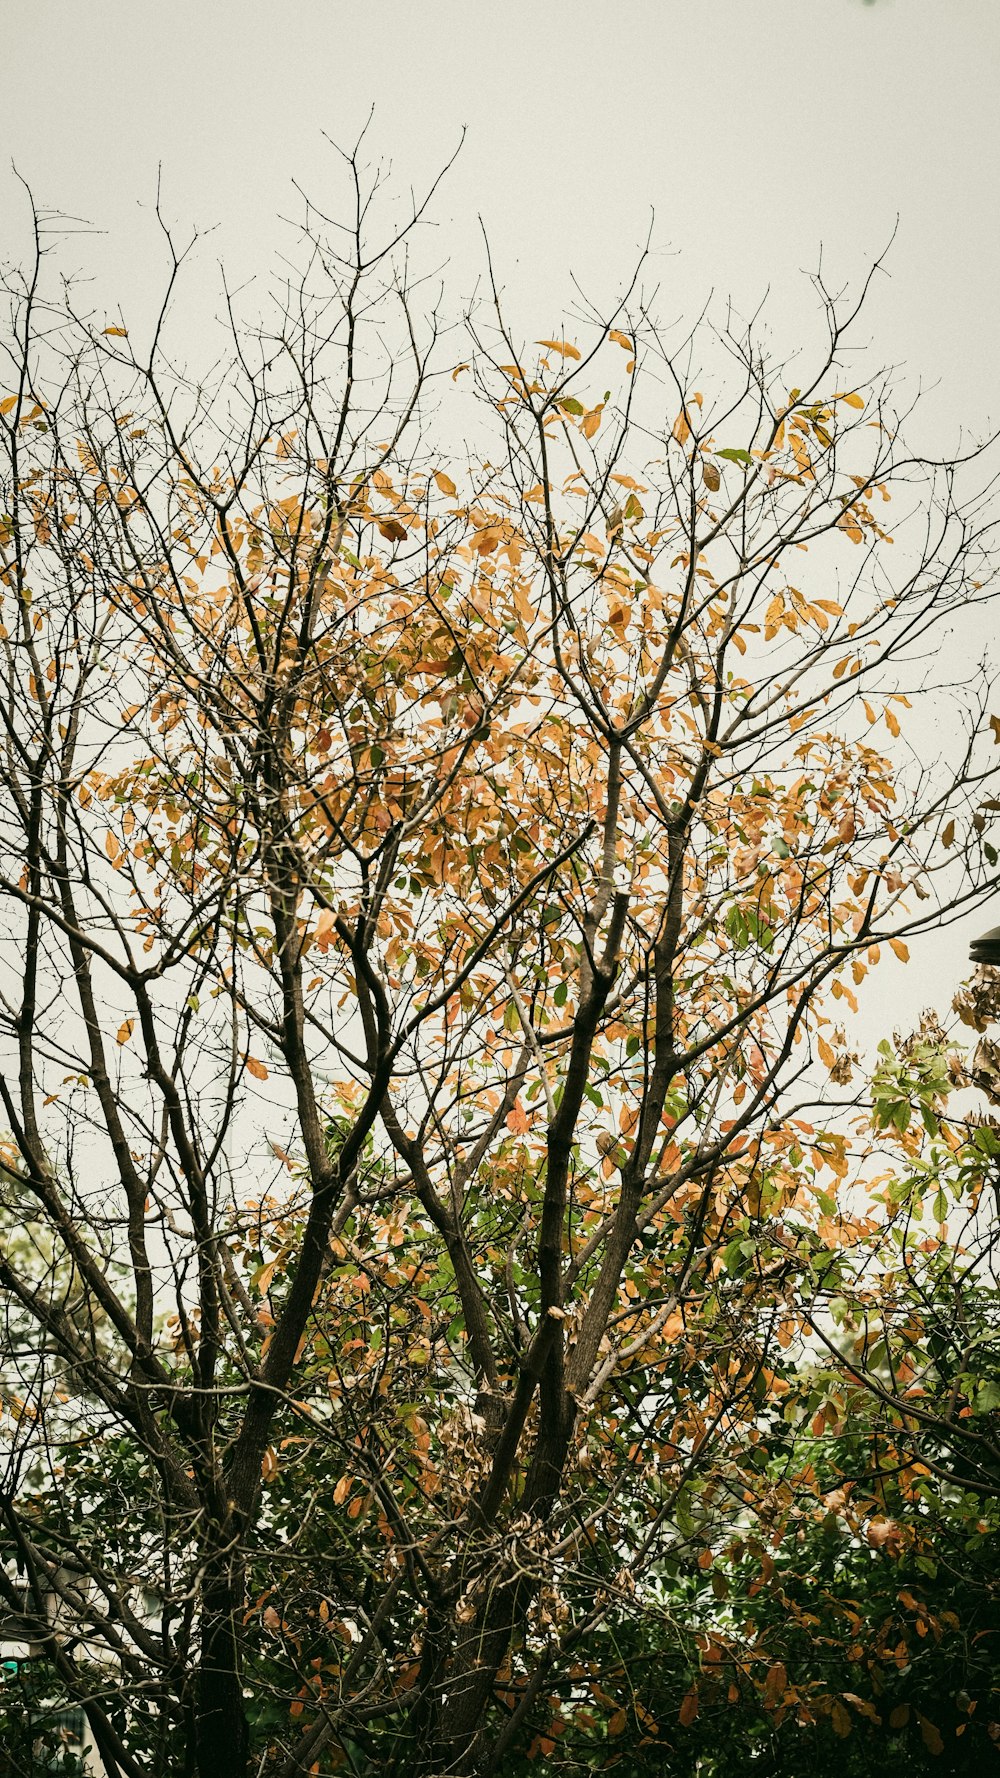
[102,326,129,338]
[889,938,909,962]
[609,329,633,352]
[246,1056,269,1081]
[885,707,901,737]
[817,1035,836,1070]
[0,396,18,415]
[831,1700,852,1738]
[105,831,122,864]
[537,338,581,360]
[836,391,865,409]
[256,1259,277,1295]
[672,407,691,446]
[116,1019,135,1045]
[581,404,603,439]
[434,470,457,498]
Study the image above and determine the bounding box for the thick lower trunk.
[195,1563,250,1778]
[420,1394,578,1774]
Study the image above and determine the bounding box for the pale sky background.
[3,0,1000,1043]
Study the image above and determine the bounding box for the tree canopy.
[0,150,999,1777]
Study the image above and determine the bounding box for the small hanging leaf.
[102,326,129,338]
[246,1056,269,1081]
[434,470,457,498]
[116,1019,135,1046]
[889,938,909,962]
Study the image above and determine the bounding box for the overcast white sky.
[3,0,1000,1035]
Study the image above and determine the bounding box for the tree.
[1,144,999,1776]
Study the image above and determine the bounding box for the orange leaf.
[917,1713,944,1756]
[764,1661,788,1710]
[102,326,129,338]
[889,938,909,963]
[333,1474,351,1505]
[537,338,581,360]
[678,1687,699,1726]
[434,470,457,498]
[506,1100,531,1136]
[246,1056,269,1081]
[116,1019,135,1046]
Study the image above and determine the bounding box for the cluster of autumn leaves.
[1,266,999,1775]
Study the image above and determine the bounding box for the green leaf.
[717,447,753,466]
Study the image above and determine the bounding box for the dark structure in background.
[971,927,1000,965]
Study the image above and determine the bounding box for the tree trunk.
[195,1556,250,1778]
